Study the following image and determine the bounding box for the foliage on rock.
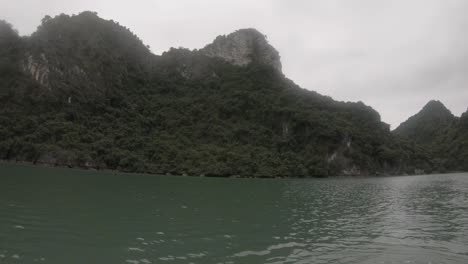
[1,12,459,177]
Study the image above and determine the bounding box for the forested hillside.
[0,12,461,177]
[395,101,468,173]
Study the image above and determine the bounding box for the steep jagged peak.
[31,11,151,57]
[394,100,456,143]
[419,100,453,118]
[23,11,153,92]
[400,100,455,125]
[200,28,282,72]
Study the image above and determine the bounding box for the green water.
[0,165,468,264]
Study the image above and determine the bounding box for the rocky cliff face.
[21,11,152,96]
[23,54,50,88]
[201,28,282,72]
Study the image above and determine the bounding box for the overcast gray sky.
[1,0,467,128]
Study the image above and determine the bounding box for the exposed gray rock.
[23,52,90,91]
[23,54,50,88]
[201,28,282,72]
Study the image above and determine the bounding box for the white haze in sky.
[1,0,468,128]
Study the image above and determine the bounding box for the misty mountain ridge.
[0,11,466,176]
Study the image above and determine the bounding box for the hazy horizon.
[2,0,467,128]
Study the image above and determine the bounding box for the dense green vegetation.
[394,101,468,173]
[0,12,463,177]
[394,100,457,145]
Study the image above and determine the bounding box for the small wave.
[128,247,145,252]
[233,242,306,258]
[158,256,174,261]
[233,250,270,257]
[187,252,206,258]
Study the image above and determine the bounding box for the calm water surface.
[1,165,468,264]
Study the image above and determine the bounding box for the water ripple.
[1,165,468,263]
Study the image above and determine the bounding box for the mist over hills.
[0,11,466,176]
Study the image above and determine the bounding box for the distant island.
[1,11,467,177]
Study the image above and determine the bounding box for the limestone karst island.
[1,12,467,177]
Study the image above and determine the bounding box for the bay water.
[1,165,468,264]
